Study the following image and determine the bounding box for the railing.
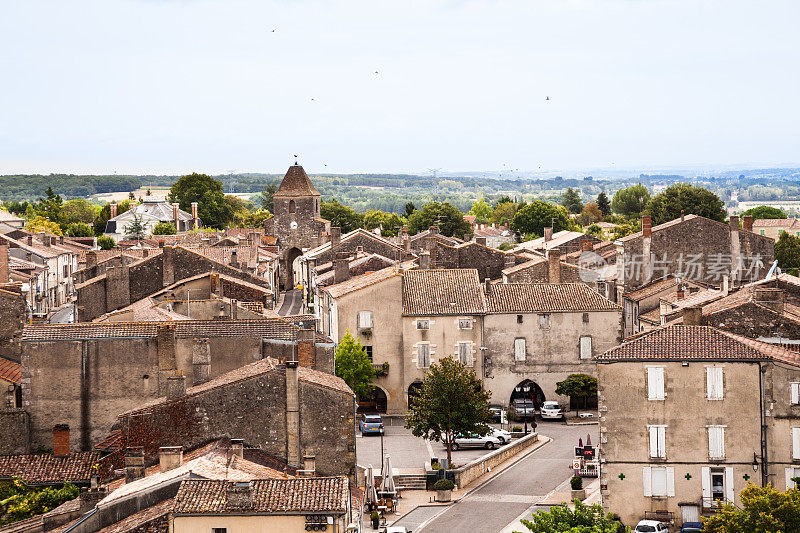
[701,497,732,513]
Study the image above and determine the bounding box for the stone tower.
[272,164,330,289]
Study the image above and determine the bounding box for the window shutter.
[643,467,652,497]
[793,428,800,460]
[658,427,666,458]
[701,467,711,501]
[666,467,675,497]
[787,468,796,490]
[647,367,665,400]
[580,336,592,359]
[515,339,526,361]
[792,383,800,405]
[707,367,723,399]
[725,467,735,503]
[649,427,659,458]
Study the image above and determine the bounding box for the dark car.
[680,522,703,532]
[513,399,536,420]
[360,414,384,436]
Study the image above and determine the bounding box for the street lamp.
[753,452,759,472]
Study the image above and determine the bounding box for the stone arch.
[285,247,303,288]
[358,386,389,414]
[407,381,424,410]
[509,379,546,410]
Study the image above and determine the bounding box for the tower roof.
[273,165,320,198]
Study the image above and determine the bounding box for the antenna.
[227,170,236,194]
[427,168,442,180]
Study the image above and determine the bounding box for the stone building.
[751,218,800,240]
[621,277,708,337]
[596,322,800,527]
[515,228,600,255]
[268,164,330,289]
[103,198,200,242]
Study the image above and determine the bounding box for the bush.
[511,425,523,432]
[370,510,379,521]
[432,479,455,491]
[430,462,440,471]
[506,408,519,422]
[66,223,94,237]
[97,235,116,250]
[570,475,583,490]
[151,222,176,235]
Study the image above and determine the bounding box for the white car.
[482,425,512,444]
[385,527,413,533]
[540,401,565,420]
[449,433,503,450]
[634,520,668,532]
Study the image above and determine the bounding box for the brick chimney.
[729,215,739,231]
[742,215,754,232]
[226,481,254,509]
[159,446,183,472]
[642,216,652,238]
[53,424,70,457]
[172,203,180,229]
[548,249,561,284]
[40,232,50,247]
[191,202,199,230]
[755,288,785,314]
[110,202,117,219]
[581,240,593,252]
[192,338,211,385]
[166,372,186,400]
[334,252,350,284]
[296,328,316,368]
[302,452,316,476]
[330,227,341,248]
[402,226,410,252]
[682,306,703,326]
[676,286,685,300]
[0,244,9,284]
[231,439,244,459]
[124,447,145,483]
[544,226,553,242]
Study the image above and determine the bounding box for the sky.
[1,0,799,176]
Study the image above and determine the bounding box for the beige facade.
[171,514,349,533]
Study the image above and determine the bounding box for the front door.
[680,504,700,523]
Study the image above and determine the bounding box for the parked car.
[539,401,565,420]
[481,425,512,444]
[448,433,503,450]
[680,522,703,532]
[513,399,536,420]
[385,527,413,533]
[634,520,669,532]
[488,405,504,422]
[360,414,384,436]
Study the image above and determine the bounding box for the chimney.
[581,239,593,252]
[143,249,149,258]
[755,288,785,314]
[330,227,341,248]
[27,236,33,246]
[40,233,50,247]
[642,216,652,238]
[676,286,685,300]
[172,203,180,227]
[429,225,439,235]
[285,362,301,466]
[166,372,186,400]
[302,453,316,476]
[231,439,244,459]
[192,338,211,385]
[682,306,703,326]
[729,215,739,231]
[402,226,410,253]
[110,202,117,219]
[53,424,70,457]
[162,245,174,286]
[79,484,107,514]
[548,249,561,284]
[419,251,431,270]
[191,202,199,230]
[159,446,183,472]
[722,275,729,296]
[296,327,316,367]
[124,447,145,483]
[230,250,239,269]
[158,239,165,249]
[475,236,487,247]
[742,215,754,232]
[85,251,97,270]
[544,226,553,242]
[0,244,8,284]
[59,235,64,245]
[680,210,685,222]
[334,252,350,284]
[484,278,491,294]
[226,481,254,509]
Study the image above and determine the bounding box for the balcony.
[372,362,389,376]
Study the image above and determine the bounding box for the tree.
[492,200,519,227]
[66,223,94,237]
[363,210,405,237]
[577,202,603,226]
[561,188,584,214]
[60,199,96,226]
[334,330,374,399]
[702,482,800,533]
[555,374,597,416]
[257,181,280,211]
[151,222,177,235]
[233,209,272,228]
[511,201,570,237]
[321,200,365,233]
[36,187,62,222]
[645,183,726,226]
[611,184,650,218]
[25,216,63,236]
[596,192,612,217]
[168,173,233,229]
[405,356,491,465]
[517,500,627,533]
[97,235,117,250]
[407,201,471,238]
[775,232,800,275]
[741,205,787,220]
[585,224,603,238]
[469,199,493,224]
[123,214,147,240]
[93,200,131,236]
[404,202,416,218]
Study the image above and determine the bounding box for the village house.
[751,218,800,240]
[621,276,709,337]
[103,198,200,242]
[515,228,600,255]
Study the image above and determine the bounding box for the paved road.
[418,423,598,533]
[49,304,74,324]
[278,289,303,316]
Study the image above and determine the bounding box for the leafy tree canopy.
[151,222,177,235]
[645,183,725,226]
[596,192,612,217]
[611,184,650,218]
[25,216,62,236]
[561,187,584,214]
[123,214,147,240]
[577,202,603,226]
[492,201,519,227]
[334,330,374,399]
[321,200,365,234]
[702,482,800,533]
[93,200,132,236]
[775,232,800,275]
[167,173,232,229]
[407,201,471,238]
[66,223,94,237]
[404,201,416,218]
[517,500,627,533]
[405,356,491,465]
[0,478,80,525]
[258,180,280,211]
[60,199,96,226]
[233,209,272,229]
[555,374,598,415]
[512,201,570,237]
[363,210,405,237]
[469,198,493,224]
[35,187,63,223]
[741,205,787,220]
[97,235,117,250]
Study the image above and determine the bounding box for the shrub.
[370,510,379,521]
[511,425,523,432]
[151,222,176,235]
[432,479,455,491]
[570,475,583,490]
[97,235,116,250]
[430,462,440,471]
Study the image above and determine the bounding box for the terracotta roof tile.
[324,262,412,299]
[0,358,21,385]
[752,218,800,228]
[0,451,100,485]
[623,277,679,301]
[486,283,620,313]
[402,269,486,316]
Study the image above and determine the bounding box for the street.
[415,423,598,533]
[49,304,74,324]
[278,289,303,316]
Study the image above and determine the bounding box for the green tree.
[511,201,570,237]
[167,173,233,229]
[492,200,519,227]
[35,187,63,222]
[334,330,374,399]
[585,224,603,238]
[363,210,405,237]
[25,216,62,236]
[0,478,80,524]
[405,356,491,465]
[611,184,650,218]
[596,192,612,217]
[60,199,96,226]
[577,202,603,226]
[741,205,787,220]
[321,200,365,233]
[404,202,416,218]
[123,214,147,240]
[702,482,800,533]
[775,232,800,275]
[98,235,117,250]
[233,209,272,228]
[258,181,280,210]
[407,201,471,238]
[561,187,584,214]
[517,500,627,533]
[93,200,131,236]
[66,223,94,237]
[151,222,177,235]
[555,374,597,416]
[469,198,493,224]
[645,183,726,226]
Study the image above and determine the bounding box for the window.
[458,318,472,330]
[582,312,590,324]
[357,311,373,329]
[786,467,800,490]
[647,367,665,401]
[517,314,523,324]
[760,230,765,236]
[538,314,550,330]
[711,470,725,501]
[708,426,726,459]
[706,367,724,400]
[643,466,674,497]
[791,382,800,405]
[416,319,430,330]
[458,342,471,365]
[793,427,800,460]
[289,200,296,213]
[514,338,526,362]
[417,344,430,368]
[212,529,228,533]
[579,336,592,359]
[364,346,373,362]
[703,466,733,504]
[649,425,666,458]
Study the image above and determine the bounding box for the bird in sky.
[546,96,550,101]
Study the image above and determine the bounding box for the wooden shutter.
[701,467,711,501]
[580,336,592,359]
[643,467,652,497]
[793,428,800,460]
[707,367,723,399]
[666,467,675,497]
[647,367,665,400]
[725,467,735,503]
[649,427,659,458]
[658,427,666,458]
[787,468,796,490]
[652,467,667,497]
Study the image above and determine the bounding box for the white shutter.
[358,311,372,328]
[643,467,652,497]
[666,467,675,497]
[707,367,723,399]
[701,467,711,501]
[658,427,666,458]
[708,427,725,459]
[647,367,665,400]
[515,338,526,361]
[792,383,800,405]
[652,467,667,496]
[725,467,735,503]
[793,428,800,460]
[580,336,592,359]
[649,427,659,458]
[787,468,795,490]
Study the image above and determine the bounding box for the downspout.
[759,361,768,486]
[480,314,486,389]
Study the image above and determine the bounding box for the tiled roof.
[486,283,620,313]
[623,277,679,301]
[324,263,411,299]
[596,324,800,366]
[638,307,661,324]
[752,218,800,228]
[0,210,24,223]
[661,288,724,309]
[619,214,700,243]
[0,357,21,384]
[0,451,100,485]
[273,165,320,197]
[515,230,587,251]
[95,497,172,533]
[173,476,349,514]
[304,228,402,260]
[402,269,486,316]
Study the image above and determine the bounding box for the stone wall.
[453,432,539,488]
[0,288,26,361]
[432,242,515,281]
[0,409,29,454]
[314,232,403,266]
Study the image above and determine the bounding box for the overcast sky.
[1,0,799,176]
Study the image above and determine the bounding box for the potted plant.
[361,328,373,339]
[570,475,586,501]
[370,510,380,530]
[433,478,455,502]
